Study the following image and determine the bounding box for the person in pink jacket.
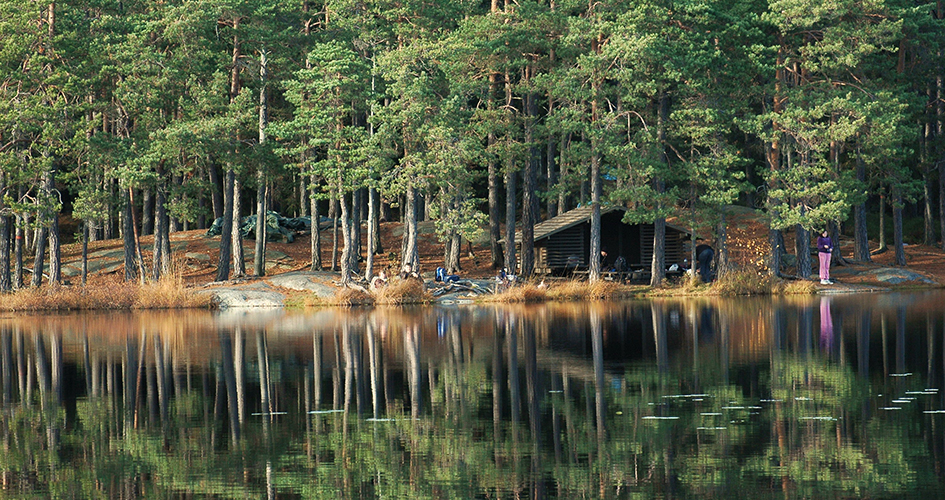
[817,230,833,285]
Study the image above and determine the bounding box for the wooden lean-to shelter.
[505,206,692,276]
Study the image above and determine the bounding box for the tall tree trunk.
[558,133,569,213]
[255,48,269,278]
[350,189,361,274]
[122,189,136,283]
[878,186,888,253]
[520,77,538,278]
[923,162,934,246]
[488,140,502,268]
[141,189,153,236]
[650,91,670,286]
[589,148,602,283]
[0,173,9,292]
[330,197,339,271]
[81,222,89,287]
[853,147,871,262]
[208,163,224,220]
[503,169,516,274]
[794,223,810,279]
[152,185,169,281]
[339,188,352,286]
[716,211,729,276]
[14,203,23,289]
[892,185,906,266]
[366,188,377,282]
[310,175,321,271]
[402,185,419,272]
[231,175,245,276]
[215,168,234,281]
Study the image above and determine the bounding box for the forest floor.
[55,206,945,295]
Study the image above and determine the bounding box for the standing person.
[817,230,833,285]
[695,241,714,283]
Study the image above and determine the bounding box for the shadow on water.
[2,291,945,498]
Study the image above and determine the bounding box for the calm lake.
[2,291,945,498]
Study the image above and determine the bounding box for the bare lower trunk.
[215,169,235,281]
[231,176,245,277]
[503,170,516,273]
[310,176,321,271]
[366,188,378,281]
[794,224,810,279]
[402,186,419,271]
[893,186,906,266]
[715,211,728,276]
[339,189,352,286]
[254,173,267,277]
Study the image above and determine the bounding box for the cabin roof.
[503,205,693,244]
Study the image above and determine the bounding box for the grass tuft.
[712,268,777,296]
[372,278,430,305]
[484,283,549,303]
[330,286,375,307]
[774,278,819,295]
[547,279,629,301]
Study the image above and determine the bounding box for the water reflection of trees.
[0,297,943,497]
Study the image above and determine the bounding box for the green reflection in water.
[0,294,943,498]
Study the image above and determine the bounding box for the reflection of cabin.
[505,206,692,275]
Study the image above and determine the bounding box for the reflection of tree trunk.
[313,333,322,408]
[881,313,888,377]
[147,352,157,425]
[124,335,137,428]
[91,351,101,398]
[493,312,504,454]
[333,330,342,409]
[857,310,871,379]
[798,303,813,355]
[405,324,421,419]
[34,335,50,409]
[83,335,92,395]
[257,331,272,419]
[507,315,520,424]
[1,329,11,404]
[235,329,245,424]
[220,333,240,442]
[154,335,168,424]
[367,322,381,419]
[524,318,541,443]
[343,322,354,416]
[590,309,606,440]
[927,313,934,380]
[651,302,668,373]
[896,306,906,374]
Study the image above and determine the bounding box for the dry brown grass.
[0,275,211,311]
[773,278,819,295]
[547,279,632,301]
[711,268,778,296]
[371,278,430,305]
[483,283,549,303]
[328,286,375,307]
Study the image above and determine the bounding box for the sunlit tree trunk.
[255,48,269,278]
[216,169,234,281]
[310,175,321,270]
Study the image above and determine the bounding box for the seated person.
[400,263,420,280]
[435,267,460,283]
[370,270,388,290]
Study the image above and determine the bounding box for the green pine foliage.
[0,0,943,286]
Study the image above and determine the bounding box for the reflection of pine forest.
[2,296,945,498]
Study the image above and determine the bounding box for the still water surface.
[2,291,945,498]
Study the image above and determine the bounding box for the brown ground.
[61,209,945,289]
